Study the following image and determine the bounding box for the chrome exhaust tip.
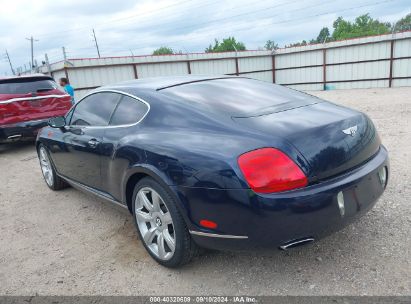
[279,237,315,250]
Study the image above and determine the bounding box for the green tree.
[332,14,390,40]
[287,12,409,48]
[205,37,246,53]
[152,46,174,55]
[315,27,331,43]
[332,17,353,40]
[393,13,411,32]
[264,40,279,51]
[286,40,307,48]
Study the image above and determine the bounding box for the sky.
[0,0,410,75]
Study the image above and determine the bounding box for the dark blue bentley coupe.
[36,76,389,267]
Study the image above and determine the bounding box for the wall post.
[187,61,191,74]
[322,48,327,90]
[133,64,138,79]
[389,40,395,88]
[235,57,239,76]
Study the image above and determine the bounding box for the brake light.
[238,148,308,193]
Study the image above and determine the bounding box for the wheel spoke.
[162,212,172,225]
[143,227,157,244]
[163,229,175,252]
[138,191,153,212]
[157,233,166,259]
[151,191,161,212]
[135,210,152,223]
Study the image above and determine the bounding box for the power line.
[35,0,196,38]
[94,0,277,32]
[9,0,402,70]
[33,0,302,43]
[108,0,305,40]
[49,0,398,62]
[66,0,337,54]
[32,0,276,42]
[62,0,322,54]
[4,0,323,67]
[121,0,399,53]
[27,0,300,61]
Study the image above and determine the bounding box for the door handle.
[88,138,100,148]
[67,126,83,135]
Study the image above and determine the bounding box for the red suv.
[0,74,72,143]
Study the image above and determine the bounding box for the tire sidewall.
[38,144,56,190]
[132,177,188,267]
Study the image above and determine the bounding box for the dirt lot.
[0,87,410,296]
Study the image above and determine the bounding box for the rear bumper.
[176,146,389,250]
[0,119,48,143]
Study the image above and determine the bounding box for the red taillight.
[238,148,308,193]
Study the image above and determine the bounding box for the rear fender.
[122,164,193,228]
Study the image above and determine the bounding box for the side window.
[110,95,149,126]
[70,92,121,126]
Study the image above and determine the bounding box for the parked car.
[0,74,72,144]
[36,76,389,267]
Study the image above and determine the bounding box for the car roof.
[101,75,241,92]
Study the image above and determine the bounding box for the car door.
[100,94,149,200]
[53,92,122,190]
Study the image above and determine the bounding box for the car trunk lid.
[233,102,381,181]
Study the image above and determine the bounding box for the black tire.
[132,177,198,267]
[37,144,68,191]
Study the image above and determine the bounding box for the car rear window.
[0,78,57,94]
[160,78,321,117]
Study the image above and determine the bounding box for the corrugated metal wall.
[34,31,411,100]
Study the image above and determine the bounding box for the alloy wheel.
[39,147,54,187]
[135,187,176,261]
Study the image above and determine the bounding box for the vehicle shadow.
[61,186,404,294]
[95,187,387,275]
[0,141,35,154]
[175,206,391,279]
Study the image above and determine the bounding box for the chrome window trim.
[189,230,248,239]
[68,89,150,129]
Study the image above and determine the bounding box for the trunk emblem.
[342,125,358,137]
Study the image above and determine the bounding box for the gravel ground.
[0,87,410,296]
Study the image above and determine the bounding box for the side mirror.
[48,116,66,128]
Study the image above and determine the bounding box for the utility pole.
[25,36,39,71]
[92,29,101,58]
[62,46,67,62]
[45,53,51,75]
[5,49,15,75]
